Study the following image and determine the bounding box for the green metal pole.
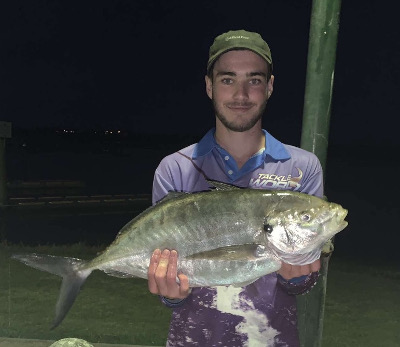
[297,0,341,346]
[300,0,341,170]
[0,137,7,206]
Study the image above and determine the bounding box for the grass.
[322,256,400,346]
[1,243,399,346]
[0,243,171,346]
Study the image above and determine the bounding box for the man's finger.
[300,265,311,276]
[310,259,321,273]
[278,262,292,280]
[148,249,161,294]
[178,273,190,297]
[148,249,161,276]
[155,249,171,296]
[166,250,178,286]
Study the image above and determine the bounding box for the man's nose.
[233,82,249,100]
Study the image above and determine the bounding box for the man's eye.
[250,79,262,85]
[221,78,233,85]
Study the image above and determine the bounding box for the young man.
[148,29,323,346]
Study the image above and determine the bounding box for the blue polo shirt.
[153,128,323,204]
[192,128,291,182]
[152,128,324,347]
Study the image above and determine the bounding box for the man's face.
[205,50,274,132]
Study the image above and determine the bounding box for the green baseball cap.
[207,29,273,74]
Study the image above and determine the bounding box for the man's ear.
[267,75,274,99]
[205,75,213,99]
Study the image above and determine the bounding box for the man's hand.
[278,259,321,281]
[148,249,190,300]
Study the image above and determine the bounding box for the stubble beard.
[213,99,267,132]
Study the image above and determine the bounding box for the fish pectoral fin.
[231,279,259,287]
[206,179,242,191]
[186,244,262,261]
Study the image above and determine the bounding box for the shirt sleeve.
[152,156,180,205]
[161,296,188,308]
[277,271,320,296]
[298,151,324,198]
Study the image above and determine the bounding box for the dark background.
[1,0,399,261]
[1,0,399,145]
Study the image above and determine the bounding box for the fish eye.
[300,212,311,222]
[263,223,273,234]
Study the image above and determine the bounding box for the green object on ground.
[49,338,94,347]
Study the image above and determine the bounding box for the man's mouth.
[226,103,254,111]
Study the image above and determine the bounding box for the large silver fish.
[12,181,348,328]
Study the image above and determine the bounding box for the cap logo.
[225,35,249,41]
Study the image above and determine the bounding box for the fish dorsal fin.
[157,191,189,204]
[206,180,241,191]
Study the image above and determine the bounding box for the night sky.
[1,0,399,147]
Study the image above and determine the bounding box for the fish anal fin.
[103,269,136,278]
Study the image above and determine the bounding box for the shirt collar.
[263,129,291,160]
[192,128,291,161]
[192,128,217,158]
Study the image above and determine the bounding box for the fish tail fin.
[11,253,92,329]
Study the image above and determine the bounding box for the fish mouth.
[333,205,348,232]
[338,220,348,232]
[338,206,348,219]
